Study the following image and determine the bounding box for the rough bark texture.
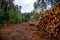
[37,2,60,40]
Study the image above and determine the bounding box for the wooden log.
[37,2,60,40]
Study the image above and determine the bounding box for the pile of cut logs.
[37,2,60,40]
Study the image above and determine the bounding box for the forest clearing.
[0,0,60,40]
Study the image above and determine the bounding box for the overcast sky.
[13,0,36,13]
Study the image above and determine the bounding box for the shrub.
[0,11,4,24]
[15,12,22,22]
[32,13,40,21]
[8,11,22,22]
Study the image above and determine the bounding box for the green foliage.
[41,0,47,10]
[32,13,40,21]
[4,12,10,21]
[33,2,37,9]
[48,0,60,5]
[8,11,22,22]
[0,11,10,24]
[22,13,32,22]
[0,11,4,24]
[14,12,22,22]
[0,11,23,24]
[8,11,16,22]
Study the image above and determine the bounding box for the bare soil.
[0,22,56,40]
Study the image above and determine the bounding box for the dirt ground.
[0,22,56,40]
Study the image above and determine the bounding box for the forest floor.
[0,22,56,40]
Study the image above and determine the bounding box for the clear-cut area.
[0,22,56,40]
[0,0,60,40]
